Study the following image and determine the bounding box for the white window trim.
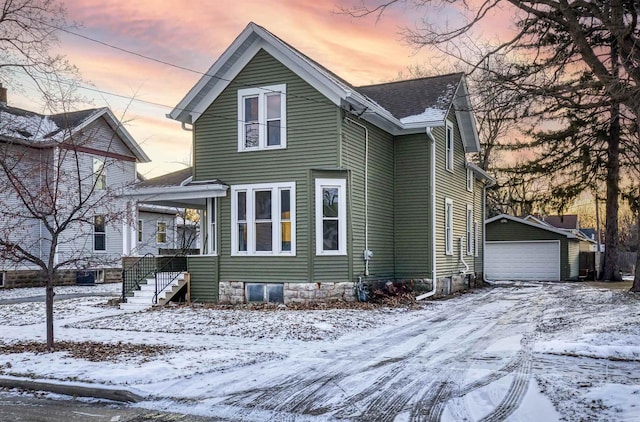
[231,182,296,256]
[94,215,106,253]
[205,198,217,255]
[445,198,453,255]
[237,84,287,152]
[445,121,454,172]
[315,178,347,256]
[93,157,106,190]
[474,221,480,257]
[467,167,474,192]
[137,219,143,243]
[466,204,474,255]
[157,221,167,244]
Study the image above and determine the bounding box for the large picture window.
[231,182,295,256]
[94,215,106,251]
[237,84,286,151]
[315,178,347,256]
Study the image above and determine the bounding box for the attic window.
[238,84,287,151]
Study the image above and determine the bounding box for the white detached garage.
[485,214,580,281]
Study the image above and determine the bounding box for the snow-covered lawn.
[0,282,639,421]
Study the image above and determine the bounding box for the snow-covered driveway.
[1,282,639,421]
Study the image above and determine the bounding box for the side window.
[157,221,167,244]
[445,122,454,172]
[238,84,286,151]
[94,215,106,251]
[445,198,453,255]
[137,219,143,243]
[467,167,474,192]
[466,205,473,255]
[93,157,106,190]
[315,178,347,256]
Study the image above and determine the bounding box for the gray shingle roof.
[356,73,464,120]
[0,104,102,141]
[136,167,194,188]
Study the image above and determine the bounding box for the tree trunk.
[632,208,640,292]
[46,278,54,352]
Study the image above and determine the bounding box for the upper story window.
[231,182,296,256]
[467,167,474,192]
[237,84,287,151]
[445,121,454,172]
[315,178,347,256]
[93,157,106,190]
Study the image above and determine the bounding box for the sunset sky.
[10,0,510,178]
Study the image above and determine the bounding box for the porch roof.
[123,167,227,208]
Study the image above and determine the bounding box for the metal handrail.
[153,255,188,304]
[121,253,156,302]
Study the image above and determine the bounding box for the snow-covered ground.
[0,282,639,421]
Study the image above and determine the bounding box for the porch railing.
[121,253,156,302]
[153,255,188,304]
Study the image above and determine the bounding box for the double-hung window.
[238,84,286,151]
[315,179,347,255]
[94,215,106,251]
[231,182,295,255]
[467,167,474,192]
[445,121,454,172]
[137,219,143,243]
[157,222,167,244]
[445,198,453,255]
[466,205,474,255]
[93,157,106,190]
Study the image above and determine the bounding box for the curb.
[0,376,143,402]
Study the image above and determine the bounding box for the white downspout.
[345,117,371,276]
[460,237,470,274]
[417,127,438,300]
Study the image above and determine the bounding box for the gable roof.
[137,167,194,188]
[486,214,578,239]
[168,22,480,152]
[0,104,150,163]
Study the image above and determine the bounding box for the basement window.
[246,283,284,303]
[0,272,5,288]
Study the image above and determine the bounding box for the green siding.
[393,133,432,278]
[193,49,342,283]
[486,219,579,280]
[435,112,479,277]
[187,255,219,302]
[341,118,395,281]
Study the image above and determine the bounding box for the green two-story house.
[129,22,493,304]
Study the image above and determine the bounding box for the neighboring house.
[132,169,201,255]
[126,22,493,304]
[485,214,593,281]
[0,84,150,288]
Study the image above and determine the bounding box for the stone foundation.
[382,273,476,298]
[218,281,356,304]
[0,268,122,289]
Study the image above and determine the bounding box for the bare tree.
[343,0,640,286]
[0,0,80,106]
[0,103,139,351]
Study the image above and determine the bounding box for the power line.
[28,16,338,108]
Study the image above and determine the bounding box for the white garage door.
[486,241,561,281]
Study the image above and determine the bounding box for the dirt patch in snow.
[0,340,174,363]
